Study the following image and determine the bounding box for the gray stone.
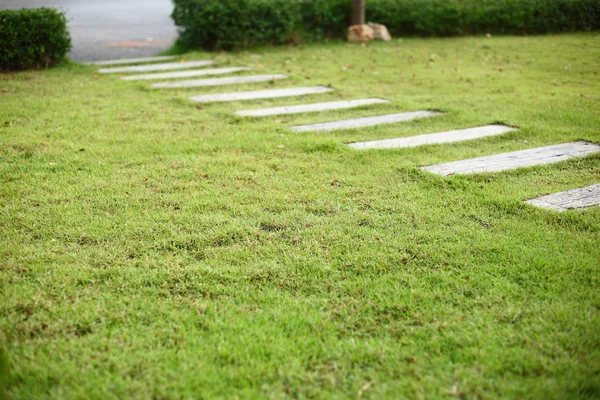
[422,141,600,176]
[98,60,215,74]
[349,124,516,149]
[84,56,176,66]
[235,98,389,117]
[289,111,441,132]
[368,23,392,41]
[347,24,374,43]
[190,86,334,103]
[151,74,287,88]
[122,67,251,81]
[525,184,600,211]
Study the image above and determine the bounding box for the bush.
[172,0,600,51]
[0,7,72,71]
[172,0,301,50]
[172,0,353,50]
[300,0,350,40]
[368,0,600,36]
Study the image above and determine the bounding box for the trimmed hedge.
[173,0,600,50]
[172,0,302,50]
[0,7,72,71]
[172,0,349,50]
[368,0,600,36]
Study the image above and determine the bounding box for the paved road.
[0,0,177,61]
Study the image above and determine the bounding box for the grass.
[1,33,599,399]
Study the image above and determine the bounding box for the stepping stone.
[349,124,516,150]
[525,184,600,211]
[152,74,287,89]
[122,67,251,81]
[190,86,334,103]
[422,141,600,176]
[289,111,441,133]
[84,56,176,66]
[98,60,215,74]
[235,98,390,117]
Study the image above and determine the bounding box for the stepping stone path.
[348,124,516,149]
[422,141,600,176]
[289,111,441,133]
[236,98,390,117]
[98,60,215,74]
[525,184,600,211]
[152,74,287,89]
[95,53,597,217]
[190,86,334,103]
[85,56,176,66]
[122,67,251,81]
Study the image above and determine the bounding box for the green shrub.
[172,0,302,50]
[0,7,72,71]
[300,0,350,40]
[172,0,600,50]
[172,0,353,50]
[368,0,600,36]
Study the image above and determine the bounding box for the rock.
[347,24,374,43]
[368,23,392,41]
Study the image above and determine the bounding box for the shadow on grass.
[0,346,8,400]
[159,40,189,56]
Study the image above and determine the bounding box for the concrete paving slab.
[152,74,287,88]
[422,141,600,176]
[525,184,600,211]
[98,60,215,74]
[289,111,441,132]
[190,86,334,103]
[84,56,176,66]
[235,98,390,117]
[349,124,516,149]
[122,67,251,81]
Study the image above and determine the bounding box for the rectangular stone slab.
[190,86,334,103]
[348,124,516,149]
[98,60,215,74]
[122,67,251,81]
[422,141,600,176]
[85,56,176,66]
[235,98,390,117]
[525,184,600,211]
[289,111,441,132]
[151,74,287,89]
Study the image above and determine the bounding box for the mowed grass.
[1,34,599,399]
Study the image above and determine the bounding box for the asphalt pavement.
[1,0,177,61]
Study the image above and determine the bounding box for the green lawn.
[1,34,599,399]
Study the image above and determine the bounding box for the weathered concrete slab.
[349,124,516,150]
[85,56,176,66]
[422,141,600,176]
[526,184,600,211]
[122,67,251,81]
[235,98,390,117]
[152,74,287,88]
[289,111,441,132]
[98,60,215,74]
[190,86,334,103]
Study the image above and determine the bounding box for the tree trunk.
[351,0,365,26]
